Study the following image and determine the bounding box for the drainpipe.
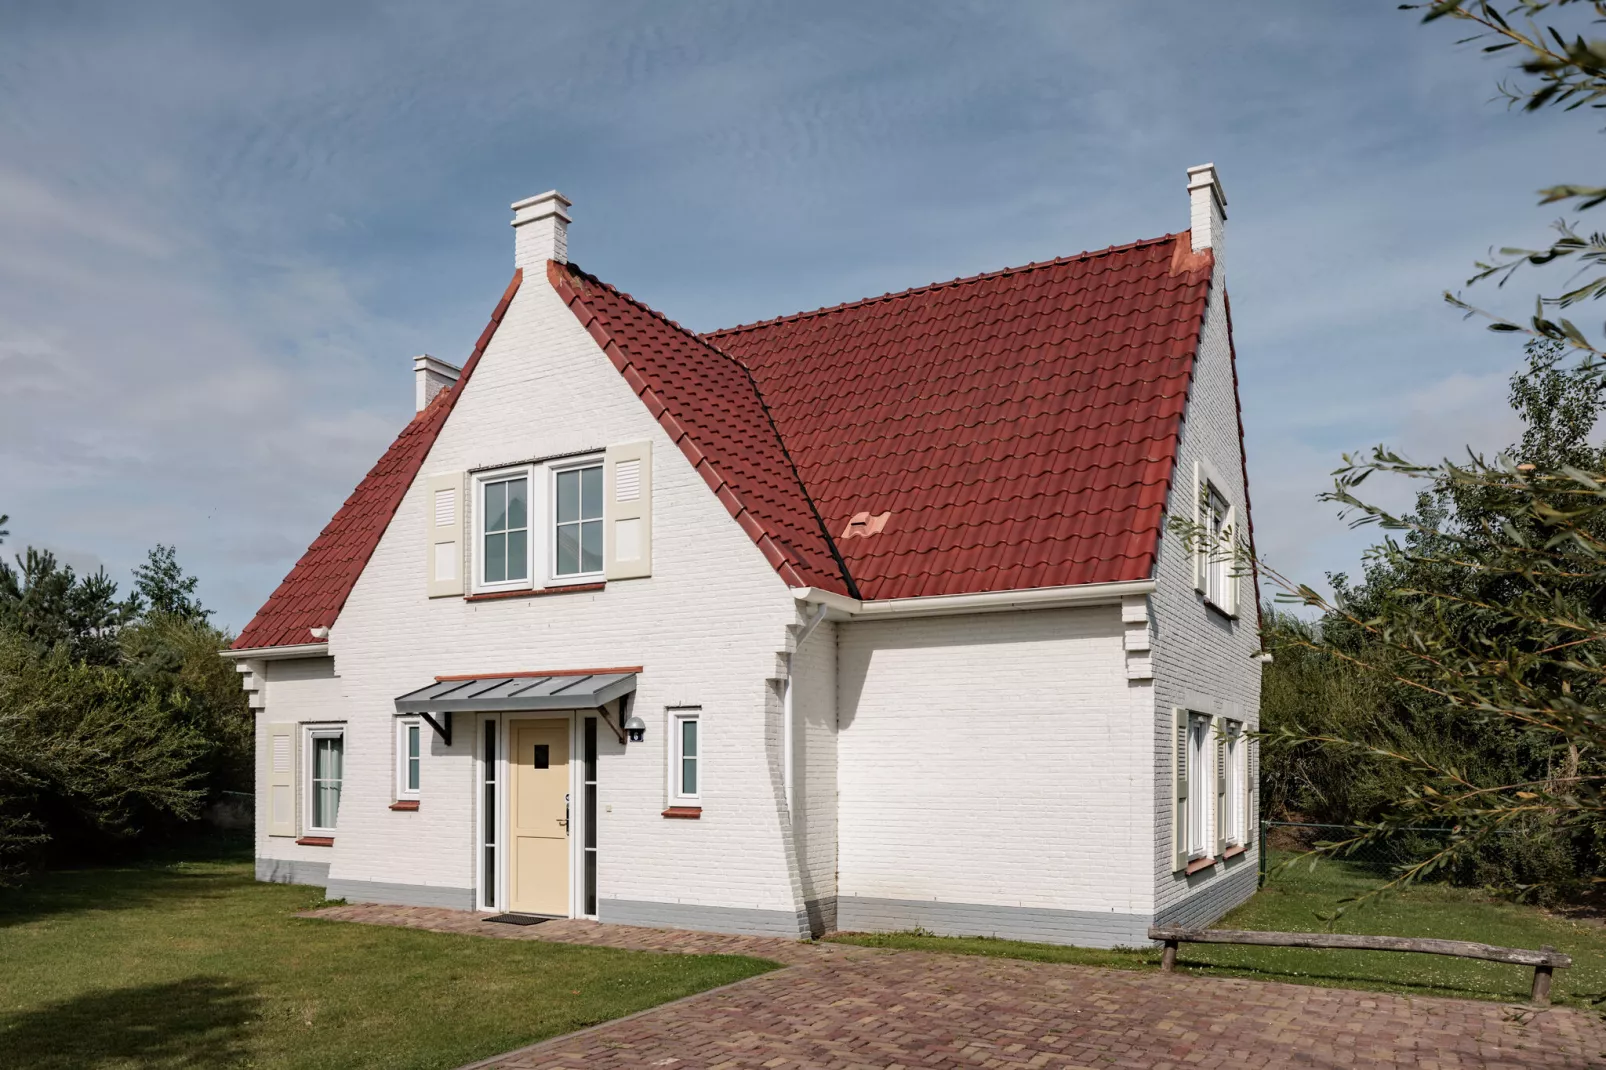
[784,603,829,819]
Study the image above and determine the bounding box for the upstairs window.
[1195,468,1238,616]
[554,462,604,578]
[477,470,531,589]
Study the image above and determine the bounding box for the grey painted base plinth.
[255,857,329,887]
[836,896,1153,949]
[599,898,809,939]
[1155,856,1258,930]
[324,878,477,911]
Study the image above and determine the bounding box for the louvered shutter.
[426,473,465,598]
[1246,736,1258,847]
[604,441,652,580]
[1215,722,1228,858]
[1172,708,1188,872]
[266,722,296,837]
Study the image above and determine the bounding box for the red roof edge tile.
[232,269,524,650]
[546,260,859,598]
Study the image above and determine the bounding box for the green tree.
[0,548,135,666]
[0,631,208,881]
[1255,344,1606,896]
[130,544,211,624]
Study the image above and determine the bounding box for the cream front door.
[509,718,570,916]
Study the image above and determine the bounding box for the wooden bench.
[1148,925,1572,1005]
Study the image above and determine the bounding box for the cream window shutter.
[604,441,652,580]
[1246,736,1258,847]
[1215,721,1229,858]
[1172,707,1188,872]
[266,722,296,837]
[425,473,465,597]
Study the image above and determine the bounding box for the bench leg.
[1531,945,1555,1006]
[1161,940,1178,972]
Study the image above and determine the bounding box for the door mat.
[486,913,553,926]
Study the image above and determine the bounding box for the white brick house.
[224,164,1262,946]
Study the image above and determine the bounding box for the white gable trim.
[791,578,1156,621]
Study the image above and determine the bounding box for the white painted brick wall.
[836,607,1154,915]
[788,619,837,911]
[255,274,809,916]
[1150,249,1263,919]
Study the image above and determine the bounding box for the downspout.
[784,602,829,819]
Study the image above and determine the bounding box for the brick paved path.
[305,904,1606,1069]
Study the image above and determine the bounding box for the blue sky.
[0,2,1576,631]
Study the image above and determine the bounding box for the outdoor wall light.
[624,715,646,743]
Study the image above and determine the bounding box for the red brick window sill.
[465,582,605,603]
[1221,843,1246,861]
[389,800,420,812]
[1184,855,1216,876]
[661,806,702,819]
[296,836,335,847]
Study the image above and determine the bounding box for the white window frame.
[1193,458,1239,617]
[549,456,605,585]
[473,465,536,593]
[672,710,701,801]
[396,717,422,800]
[304,725,345,835]
[1186,714,1210,860]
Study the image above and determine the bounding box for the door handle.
[561,792,570,834]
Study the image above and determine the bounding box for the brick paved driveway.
[308,905,1606,1069]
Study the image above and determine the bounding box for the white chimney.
[511,190,572,270]
[414,353,460,412]
[1186,163,1226,267]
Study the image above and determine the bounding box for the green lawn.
[832,854,1606,1006]
[0,849,777,1070]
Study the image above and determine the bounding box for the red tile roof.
[548,261,853,595]
[707,233,1214,600]
[237,227,1223,648]
[232,271,523,650]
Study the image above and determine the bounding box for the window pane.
[506,528,528,581]
[580,520,603,573]
[555,522,580,575]
[557,469,579,524]
[585,783,597,848]
[507,478,528,530]
[485,481,507,533]
[484,531,507,583]
[681,719,697,758]
[407,724,420,760]
[316,736,343,780]
[580,465,603,519]
[682,757,697,796]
